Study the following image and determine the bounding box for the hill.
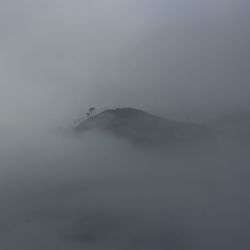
[74,108,211,147]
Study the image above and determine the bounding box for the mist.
[1,0,250,249]
[0,130,249,250]
[0,0,250,127]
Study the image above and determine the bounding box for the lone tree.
[88,107,96,117]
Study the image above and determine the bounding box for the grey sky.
[0,0,249,128]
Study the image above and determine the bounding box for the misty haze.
[0,0,250,249]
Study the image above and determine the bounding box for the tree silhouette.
[89,107,95,117]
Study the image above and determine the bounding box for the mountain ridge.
[74,107,211,146]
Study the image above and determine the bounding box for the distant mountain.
[74,108,211,147]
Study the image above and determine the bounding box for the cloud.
[0,0,250,127]
[0,131,249,249]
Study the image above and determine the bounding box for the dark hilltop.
[74,107,211,147]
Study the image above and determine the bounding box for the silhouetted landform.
[75,108,211,146]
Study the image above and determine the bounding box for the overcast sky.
[0,0,249,128]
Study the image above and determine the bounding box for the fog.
[0,0,250,127]
[0,130,249,250]
[1,0,250,249]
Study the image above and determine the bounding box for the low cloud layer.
[0,131,249,249]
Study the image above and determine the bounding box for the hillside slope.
[74,108,211,146]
